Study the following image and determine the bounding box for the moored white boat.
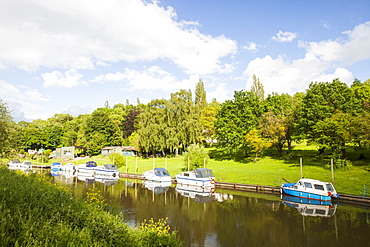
[175,168,215,187]
[94,164,119,177]
[77,161,97,173]
[61,163,76,171]
[281,178,339,201]
[143,167,172,182]
[7,159,22,167]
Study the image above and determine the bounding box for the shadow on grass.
[208,148,254,163]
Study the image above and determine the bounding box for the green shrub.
[182,144,209,171]
[108,153,126,167]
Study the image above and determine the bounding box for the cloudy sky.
[1,0,370,122]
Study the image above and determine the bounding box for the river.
[51,172,369,247]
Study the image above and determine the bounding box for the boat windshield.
[154,168,170,176]
[326,183,335,192]
[194,168,214,178]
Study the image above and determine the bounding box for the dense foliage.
[1,78,370,166]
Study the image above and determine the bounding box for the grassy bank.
[2,143,369,196]
[0,167,182,247]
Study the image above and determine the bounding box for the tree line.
[1,77,370,163]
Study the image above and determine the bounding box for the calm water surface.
[52,173,369,247]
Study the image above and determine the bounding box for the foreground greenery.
[0,167,182,247]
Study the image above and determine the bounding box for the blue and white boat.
[281,178,339,201]
[175,168,215,187]
[77,161,97,173]
[51,162,62,171]
[143,167,172,182]
[94,164,119,177]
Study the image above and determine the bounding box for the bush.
[108,153,126,167]
[183,144,209,171]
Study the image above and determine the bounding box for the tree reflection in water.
[54,175,369,247]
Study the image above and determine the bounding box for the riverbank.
[3,143,369,196]
[0,167,182,247]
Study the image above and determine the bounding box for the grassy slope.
[4,143,369,196]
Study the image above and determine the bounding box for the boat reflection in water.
[143,181,171,194]
[282,194,337,217]
[95,176,119,186]
[175,184,216,203]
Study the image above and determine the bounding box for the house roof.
[102,146,137,151]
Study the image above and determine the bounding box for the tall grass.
[0,167,182,246]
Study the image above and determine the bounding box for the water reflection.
[45,172,369,247]
[282,194,337,217]
[143,181,171,194]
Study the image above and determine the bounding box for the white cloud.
[0,0,237,75]
[0,80,49,121]
[243,42,258,52]
[93,66,198,92]
[0,80,48,101]
[321,21,331,29]
[61,105,93,117]
[300,21,370,65]
[42,69,86,88]
[245,22,370,95]
[272,30,297,42]
[0,80,20,96]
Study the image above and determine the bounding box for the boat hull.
[175,176,215,187]
[281,187,332,201]
[94,169,119,177]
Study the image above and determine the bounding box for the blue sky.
[1,0,370,122]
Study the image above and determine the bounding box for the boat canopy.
[194,168,214,178]
[154,167,170,176]
[103,164,118,170]
[86,161,97,167]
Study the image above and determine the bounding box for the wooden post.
[300,158,303,178]
[331,159,334,184]
[152,157,155,170]
[126,156,128,174]
[187,156,190,171]
[204,157,206,168]
[135,156,138,174]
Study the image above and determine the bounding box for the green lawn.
[2,143,369,196]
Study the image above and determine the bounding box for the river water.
[51,173,369,247]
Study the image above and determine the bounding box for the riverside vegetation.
[0,167,182,247]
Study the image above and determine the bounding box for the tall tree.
[296,79,358,142]
[0,99,14,155]
[215,90,263,157]
[195,79,207,110]
[296,79,359,156]
[200,106,218,146]
[250,74,265,101]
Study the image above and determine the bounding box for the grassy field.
[2,143,369,196]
